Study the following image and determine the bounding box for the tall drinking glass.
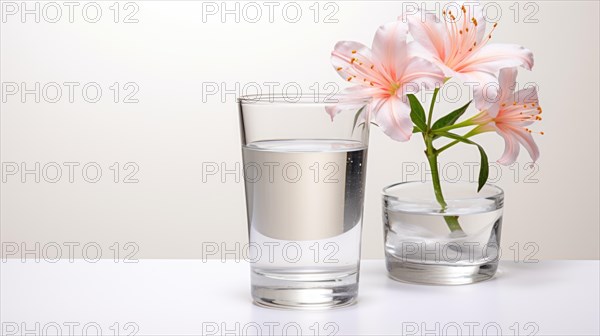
[238,94,370,309]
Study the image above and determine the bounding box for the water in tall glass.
[242,139,367,308]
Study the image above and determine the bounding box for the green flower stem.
[423,89,464,233]
[425,137,445,207]
[432,118,476,133]
[424,134,463,233]
[426,89,439,131]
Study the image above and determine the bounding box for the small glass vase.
[382,181,504,285]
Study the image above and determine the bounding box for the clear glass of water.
[383,181,504,285]
[238,94,370,309]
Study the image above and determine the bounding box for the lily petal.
[497,130,520,165]
[485,102,501,119]
[373,96,413,142]
[514,86,539,105]
[401,57,445,92]
[406,12,448,62]
[497,67,518,103]
[324,86,374,120]
[372,21,409,79]
[460,43,534,74]
[513,128,540,162]
[331,41,377,83]
[457,70,500,110]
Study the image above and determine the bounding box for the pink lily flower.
[471,68,542,165]
[329,21,444,142]
[405,2,534,110]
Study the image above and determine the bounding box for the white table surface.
[1,260,599,336]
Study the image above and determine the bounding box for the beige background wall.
[1,1,598,260]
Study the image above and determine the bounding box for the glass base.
[251,269,358,309]
[386,256,498,285]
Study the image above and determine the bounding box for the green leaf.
[437,131,489,192]
[432,100,472,138]
[412,126,422,134]
[407,94,427,132]
[351,106,365,135]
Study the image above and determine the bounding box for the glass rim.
[382,180,504,202]
[237,93,372,105]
